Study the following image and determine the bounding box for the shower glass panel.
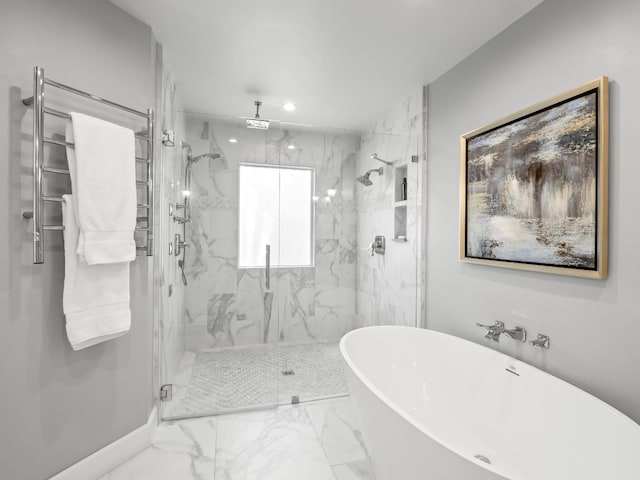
[160,114,283,419]
[159,112,422,420]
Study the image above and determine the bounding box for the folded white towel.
[62,195,131,351]
[66,112,137,265]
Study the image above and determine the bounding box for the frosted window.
[238,164,314,268]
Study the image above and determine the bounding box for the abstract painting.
[460,77,608,279]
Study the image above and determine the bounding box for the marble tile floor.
[164,341,349,418]
[99,396,376,480]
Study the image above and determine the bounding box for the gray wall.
[426,0,640,421]
[0,1,155,478]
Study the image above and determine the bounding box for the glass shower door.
[159,114,283,418]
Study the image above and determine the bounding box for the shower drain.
[474,454,491,465]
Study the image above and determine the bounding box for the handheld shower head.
[189,152,221,163]
[184,152,225,192]
[356,167,383,186]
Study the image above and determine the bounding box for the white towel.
[62,195,131,350]
[66,112,137,265]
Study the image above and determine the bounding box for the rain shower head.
[370,153,393,166]
[246,100,270,130]
[356,167,383,186]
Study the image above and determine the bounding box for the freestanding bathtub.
[340,326,640,480]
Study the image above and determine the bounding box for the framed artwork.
[460,77,608,279]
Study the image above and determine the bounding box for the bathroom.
[1,0,639,479]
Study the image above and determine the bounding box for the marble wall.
[154,45,187,402]
[183,116,359,349]
[354,87,425,328]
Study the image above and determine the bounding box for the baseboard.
[49,407,158,480]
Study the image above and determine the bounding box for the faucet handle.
[476,321,504,342]
[476,321,504,329]
[530,334,550,349]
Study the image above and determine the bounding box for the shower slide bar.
[22,66,155,264]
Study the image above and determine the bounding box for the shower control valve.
[174,233,189,256]
[173,215,191,224]
[372,236,385,255]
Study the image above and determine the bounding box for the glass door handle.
[265,244,271,290]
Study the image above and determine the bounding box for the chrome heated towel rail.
[22,66,154,264]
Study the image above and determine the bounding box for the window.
[238,164,314,268]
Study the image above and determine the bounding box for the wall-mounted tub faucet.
[476,321,527,343]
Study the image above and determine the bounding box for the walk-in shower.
[356,167,383,186]
[158,112,420,421]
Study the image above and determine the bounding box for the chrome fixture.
[476,321,504,342]
[370,236,385,256]
[530,334,550,349]
[356,167,383,186]
[476,321,527,343]
[22,66,154,264]
[162,129,175,146]
[265,244,271,289]
[246,100,270,130]
[370,153,393,166]
[174,233,188,256]
[175,143,222,286]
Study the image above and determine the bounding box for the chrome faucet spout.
[476,321,526,343]
[502,326,527,342]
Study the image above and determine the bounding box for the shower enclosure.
[157,111,422,420]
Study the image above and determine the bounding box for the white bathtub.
[340,326,640,480]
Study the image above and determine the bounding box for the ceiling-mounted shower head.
[370,153,393,166]
[246,100,270,130]
[356,167,384,186]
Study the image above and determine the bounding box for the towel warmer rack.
[22,66,154,264]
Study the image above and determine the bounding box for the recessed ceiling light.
[228,138,238,143]
[283,103,296,112]
[287,144,296,150]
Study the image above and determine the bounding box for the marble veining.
[215,405,336,480]
[354,87,425,331]
[105,397,374,480]
[99,417,217,480]
[183,116,359,351]
[333,460,377,480]
[306,397,369,465]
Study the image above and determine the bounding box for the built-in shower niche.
[393,165,408,241]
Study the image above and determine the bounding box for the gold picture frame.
[460,77,608,279]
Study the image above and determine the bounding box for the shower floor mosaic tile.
[100,397,376,480]
[164,341,349,418]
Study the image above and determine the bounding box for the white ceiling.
[111,0,543,130]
